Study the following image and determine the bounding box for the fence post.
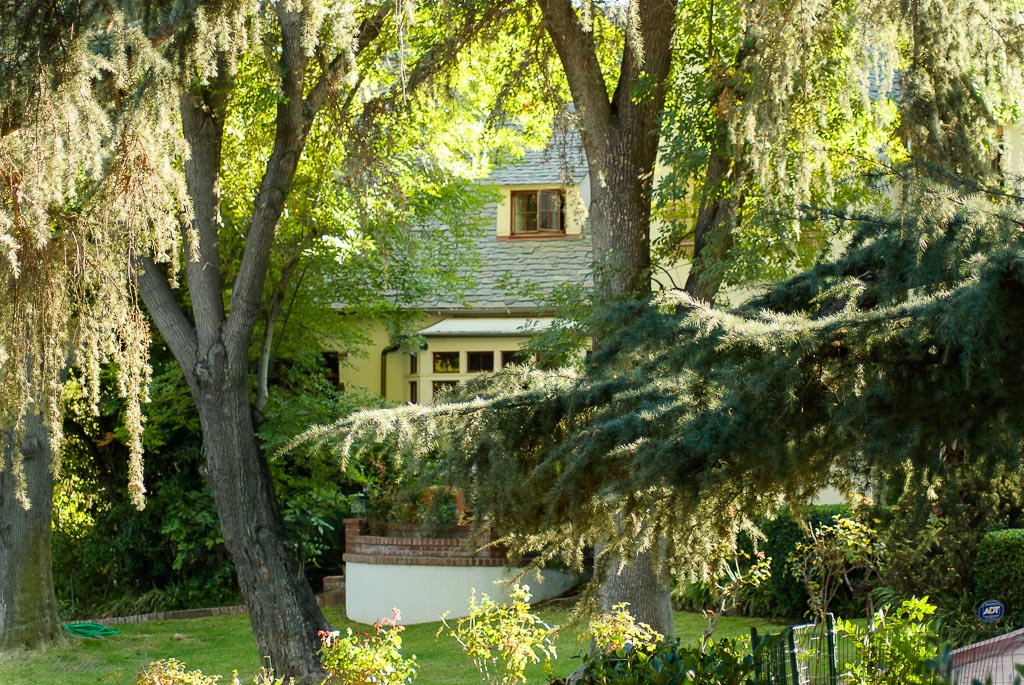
[826,613,838,685]
[788,629,800,685]
[752,627,763,682]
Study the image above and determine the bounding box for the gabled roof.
[488,130,589,186]
[418,222,592,312]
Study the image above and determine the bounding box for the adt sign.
[978,600,1005,623]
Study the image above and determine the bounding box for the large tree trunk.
[539,0,677,639]
[138,48,332,678]
[192,343,329,681]
[587,137,675,640]
[0,407,64,651]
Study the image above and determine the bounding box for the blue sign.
[978,600,1005,623]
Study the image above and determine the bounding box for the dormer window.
[511,189,564,236]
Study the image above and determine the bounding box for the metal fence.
[751,615,855,685]
[949,628,1024,685]
[751,616,1024,685]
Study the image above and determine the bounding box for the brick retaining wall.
[342,518,508,567]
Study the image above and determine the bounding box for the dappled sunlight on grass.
[0,605,788,684]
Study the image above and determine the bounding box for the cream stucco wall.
[336,319,541,404]
[345,563,579,625]
[1003,122,1024,184]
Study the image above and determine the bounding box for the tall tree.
[134,2,514,679]
[0,2,185,650]
[1,0,511,672]
[533,0,678,636]
[300,0,1024,637]
[657,0,1024,303]
[0,376,62,651]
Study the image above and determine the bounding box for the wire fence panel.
[752,615,858,685]
[950,629,1024,685]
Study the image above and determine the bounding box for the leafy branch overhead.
[298,172,1024,577]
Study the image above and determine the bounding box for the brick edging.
[343,553,510,567]
[86,603,249,626]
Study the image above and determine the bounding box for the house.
[336,136,603,403]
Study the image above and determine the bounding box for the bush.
[134,658,291,685]
[438,585,555,685]
[974,529,1024,625]
[319,609,417,685]
[671,505,851,619]
[838,597,950,685]
[881,462,1024,609]
[551,635,768,685]
[788,514,882,621]
[135,659,221,685]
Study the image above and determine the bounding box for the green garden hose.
[63,622,121,638]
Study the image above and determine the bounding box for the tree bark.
[538,0,677,638]
[138,24,332,677]
[684,151,742,303]
[193,344,330,681]
[0,406,64,652]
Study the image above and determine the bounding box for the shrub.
[438,584,555,685]
[319,609,417,685]
[788,514,882,621]
[671,505,851,619]
[838,597,950,685]
[974,529,1024,625]
[134,659,221,685]
[881,462,1024,609]
[134,658,291,685]
[551,635,767,685]
[588,603,662,654]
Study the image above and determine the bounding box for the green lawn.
[0,606,789,685]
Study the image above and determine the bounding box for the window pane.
[502,351,528,367]
[539,190,562,232]
[433,380,459,399]
[512,193,537,233]
[467,351,495,373]
[433,351,459,373]
[409,381,418,404]
[410,354,418,374]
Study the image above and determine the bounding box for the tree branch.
[134,255,198,383]
[179,82,230,349]
[537,0,614,146]
[223,6,310,356]
[304,3,390,122]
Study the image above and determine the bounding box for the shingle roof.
[418,216,593,311]
[417,134,593,312]
[488,141,588,186]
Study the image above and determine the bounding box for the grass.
[0,606,789,685]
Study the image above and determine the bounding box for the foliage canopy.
[299,170,1024,583]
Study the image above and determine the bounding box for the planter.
[342,519,578,625]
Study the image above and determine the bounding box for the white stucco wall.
[345,563,579,625]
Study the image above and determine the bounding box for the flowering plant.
[319,608,417,684]
[438,584,555,685]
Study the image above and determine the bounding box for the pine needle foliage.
[0,1,198,508]
[296,169,1024,584]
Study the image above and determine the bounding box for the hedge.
[974,529,1024,624]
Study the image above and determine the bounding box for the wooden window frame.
[510,189,565,237]
[467,351,495,373]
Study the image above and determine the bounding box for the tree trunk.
[538,0,678,639]
[588,137,654,303]
[586,136,675,640]
[192,341,329,682]
[684,151,742,303]
[0,407,64,651]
